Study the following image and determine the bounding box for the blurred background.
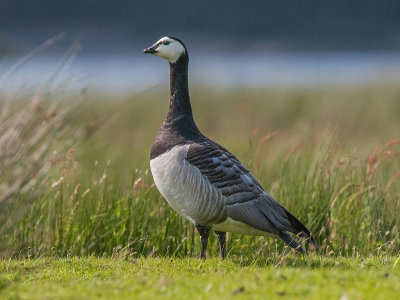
[1,1,400,258]
[1,0,400,92]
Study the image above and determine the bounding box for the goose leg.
[215,231,226,259]
[195,224,211,259]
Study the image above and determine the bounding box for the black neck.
[165,54,193,122]
[150,50,204,159]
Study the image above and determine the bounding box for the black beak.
[143,46,157,54]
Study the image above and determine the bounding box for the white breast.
[150,145,227,225]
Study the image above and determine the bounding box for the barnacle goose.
[144,37,317,258]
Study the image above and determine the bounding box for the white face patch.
[151,37,185,63]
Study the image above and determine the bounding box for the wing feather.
[186,139,303,234]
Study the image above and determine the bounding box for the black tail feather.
[278,232,304,253]
[284,210,318,251]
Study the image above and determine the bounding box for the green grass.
[1,84,400,259]
[1,82,400,299]
[1,256,400,299]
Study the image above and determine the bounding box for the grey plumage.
[187,140,317,248]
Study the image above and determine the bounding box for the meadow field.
[1,83,400,299]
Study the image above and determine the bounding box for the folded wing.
[186,139,316,250]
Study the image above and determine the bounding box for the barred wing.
[186,140,294,234]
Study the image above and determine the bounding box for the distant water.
[1,52,400,95]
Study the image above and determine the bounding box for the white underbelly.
[150,144,226,225]
[213,217,270,236]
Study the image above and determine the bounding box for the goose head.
[143,37,187,63]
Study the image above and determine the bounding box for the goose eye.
[163,41,170,45]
